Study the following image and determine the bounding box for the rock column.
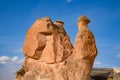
[73,16,98,80]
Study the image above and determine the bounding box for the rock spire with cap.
[73,15,98,80]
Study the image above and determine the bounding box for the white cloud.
[0,56,10,61]
[0,56,24,64]
[11,56,18,62]
[67,0,72,3]
[0,57,24,80]
[0,56,10,64]
[94,61,101,65]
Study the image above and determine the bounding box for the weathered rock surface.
[63,16,97,80]
[23,18,73,63]
[15,16,97,80]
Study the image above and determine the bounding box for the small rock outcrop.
[15,16,97,80]
[91,68,120,80]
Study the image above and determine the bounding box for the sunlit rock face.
[69,16,98,80]
[15,16,97,80]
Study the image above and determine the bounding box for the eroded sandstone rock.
[71,15,98,80]
[15,16,97,80]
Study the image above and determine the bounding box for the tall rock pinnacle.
[67,15,98,80]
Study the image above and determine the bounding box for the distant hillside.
[91,68,120,80]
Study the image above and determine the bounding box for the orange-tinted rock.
[23,17,54,59]
[69,15,98,80]
[15,16,97,80]
[23,18,73,64]
[54,20,73,62]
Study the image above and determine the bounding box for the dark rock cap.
[78,15,91,23]
[54,20,64,24]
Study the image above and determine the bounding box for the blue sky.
[0,0,120,80]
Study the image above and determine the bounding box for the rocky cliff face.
[15,16,97,80]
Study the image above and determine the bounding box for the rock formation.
[15,16,97,80]
[91,68,120,80]
[66,16,98,80]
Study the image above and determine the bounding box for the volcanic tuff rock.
[15,16,97,80]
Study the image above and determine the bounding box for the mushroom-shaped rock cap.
[78,15,90,23]
[54,20,64,27]
[54,20,64,24]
